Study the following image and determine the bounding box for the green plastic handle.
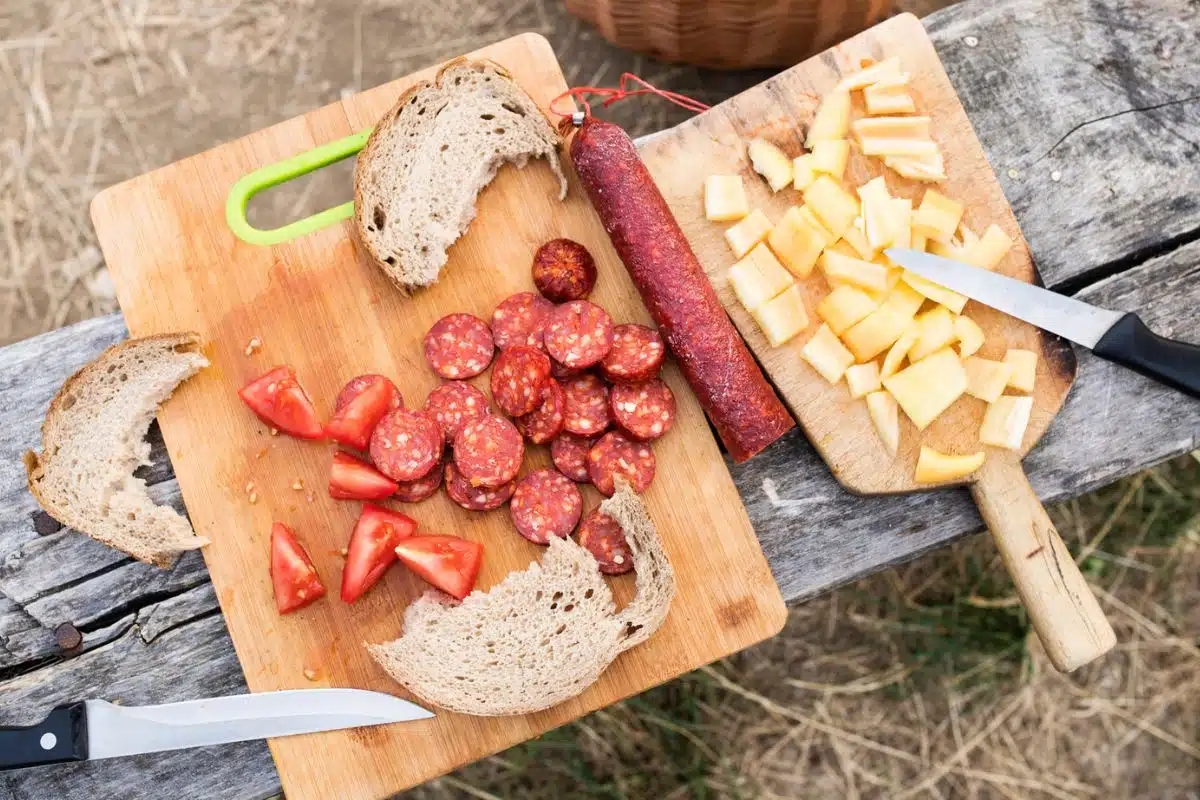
[225,129,373,246]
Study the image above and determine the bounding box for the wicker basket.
[564,0,892,69]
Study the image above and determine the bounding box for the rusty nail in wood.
[55,622,83,652]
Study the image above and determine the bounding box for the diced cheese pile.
[704,57,1036,484]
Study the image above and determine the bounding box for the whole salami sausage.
[490,345,551,417]
[550,432,595,483]
[509,469,583,544]
[532,238,597,302]
[445,462,515,511]
[570,117,795,462]
[423,381,489,444]
[576,509,633,575]
[452,415,525,489]
[586,430,656,496]
[514,380,565,444]
[369,409,443,482]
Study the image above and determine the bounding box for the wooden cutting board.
[91,33,786,800]
[640,13,1114,671]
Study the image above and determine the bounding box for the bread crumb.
[269,427,279,436]
[244,481,255,494]
[255,447,268,460]
[243,337,262,356]
[306,491,315,503]
[303,667,318,681]
[292,479,304,491]
[248,491,258,504]
[340,547,349,557]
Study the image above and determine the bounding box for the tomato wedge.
[329,451,399,500]
[270,522,326,613]
[326,375,402,450]
[239,366,324,439]
[340,503,416,603]
[394,535,483,600]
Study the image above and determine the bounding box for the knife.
[0,689,433,771]
[885,248,1200,399]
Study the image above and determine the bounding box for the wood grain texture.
[87,33,785,800]
[3,0,1200,796]
[641,14,1075,496]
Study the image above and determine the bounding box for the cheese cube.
[725,209,773,258]
[880,281,926,320]
[954,315,985,358]
[803,176,859,239]
[1004,349,1037,392]
[909,306,956,362]
[812,139,851,179]
[911,190,963,242]
[835,57,902,91]
[767,206,827,278]
[890,198,913,250]
[845,362,882,398]
[748,138,794,192]
[727,244,793,312]
[858,177,894,251]
[881,325,919,379]
[753,284,809,346]
[842,305,913,362]
[798,205,838,246]
[859,137,939,158]
[900,270,968,314]
[805,89,851,148]
[793,154,817,191]
[853,115,932,140]
[882,347,967,430]
[864,76,916,115]
[819,250,892,293]
[801,324,855,384]
[915,446,985,483]
[865,390,900,455]
[704,175,750,222]
[961,224,1013,270]
[980,395,1034,450]
[963,357,1013,402]
[884,152,947,183]
[841,217,877,260]
[817,285,880,335]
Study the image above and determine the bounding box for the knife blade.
[885,248,1200,398]
[0,689,434,771]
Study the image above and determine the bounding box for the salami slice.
[369,409,443,482]
[532,239,598,303]
[452,415,525,489]
[550,433,595,483]
[561,373,610,436]
[490,345,551,417]
[586,431,656,496]
[514,380,565,444]
[610,378,676,441]
[445,462,515,511]
[576,510,633,575]
[491,292,553,351]
[393,455,445,503]
[509,469,583,544]
[543,300,614,369]
[423,313,495,379]
[335,374,404,411]
[550,358,582,380]
[423,381,489,444]
[601,324,665,384]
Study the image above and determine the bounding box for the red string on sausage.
[551,73,710,124]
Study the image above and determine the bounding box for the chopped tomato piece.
[270,522,326,613]
[329,451,398,500]
[239,366,324,439]
[326,374,402,450]
[394,535,483,600]
[340,503,416,603]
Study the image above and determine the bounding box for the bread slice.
[353,57,567,291]
[24,333,210,568]
[368,478,676,716]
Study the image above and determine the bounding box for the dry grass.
[2,2,1196,798]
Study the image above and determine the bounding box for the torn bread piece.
[25,333,210,568]
[354,58,567,291]
[368,478,675,716]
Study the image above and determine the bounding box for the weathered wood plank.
[926,0,1200,289]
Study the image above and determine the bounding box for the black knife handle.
[1093,313,1200,399]
[0,703,88,770]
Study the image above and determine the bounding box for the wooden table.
[2,1,1197,797]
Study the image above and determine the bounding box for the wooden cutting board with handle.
[90,33,786,800]
[639,13,1115,672]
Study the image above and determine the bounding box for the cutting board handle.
[970,457,1116,672]
[225,129,372,246]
